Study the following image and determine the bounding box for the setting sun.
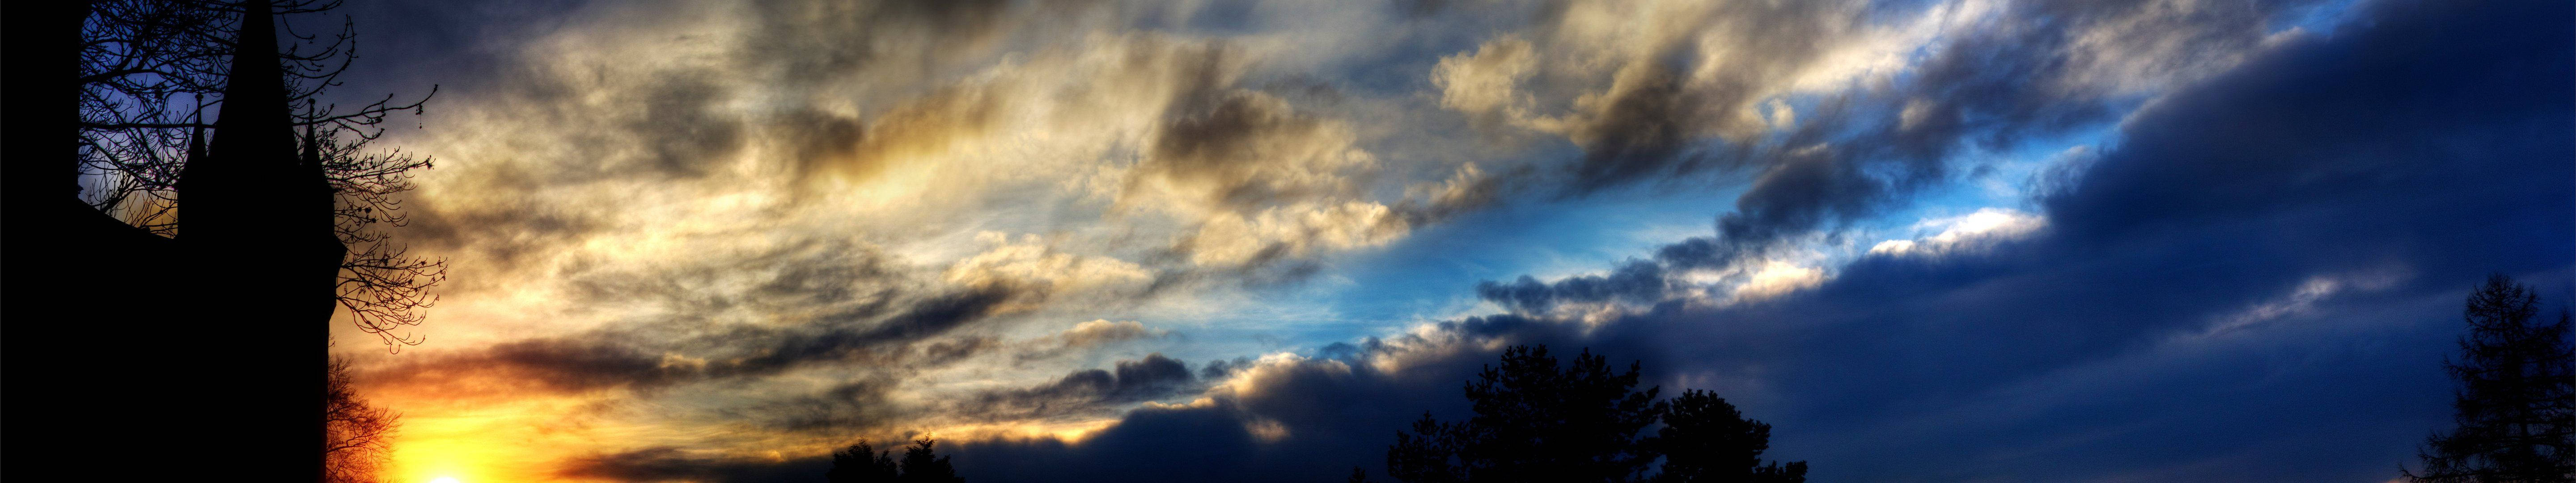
[22,0,2563,482]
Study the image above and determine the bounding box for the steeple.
[176,0,295,233]
[170,3,347,479]
[302,114,322,169]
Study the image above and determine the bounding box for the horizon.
[47,0,2574,482]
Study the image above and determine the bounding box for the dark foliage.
[2409,275,2576,482]
[1652,390,1803,483]
[829,439,901,483]
[1386,345,1668,483]
[1381,345,1807,483]
[901,438,966,483]
[830,437,966,483]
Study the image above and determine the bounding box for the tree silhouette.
[326,356,400,483]
[1652,390,1804,483]
[1382,345,1808,483]
[75,0,445,348]
[8,0,440,478]
[829,439,902,483]
[828,437,966,483]
[899,438,966,483]
[2408,275,2576,483]
[1387,345,1666,483]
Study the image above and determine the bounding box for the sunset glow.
[262,0,2574,481]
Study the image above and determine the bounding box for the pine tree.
[898,437,966,483]
[827,439,900,483]
[1652,390,1804,483]
[1386,345,1666,483]
[2409,275,2576,483]
[829,437,966,483]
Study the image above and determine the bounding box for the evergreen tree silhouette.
[2408,275,2576,483]
[1387,345,1666,483]
[899,438,966,483]
[828,439,902,483]
[829,437,966,483]
[1652,390,1804,483]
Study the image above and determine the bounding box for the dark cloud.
[956,354,1202,422]
[740,0,1015,83]
[336,0,2568,481]
[369,284,1012,394]
[729,335,1013,435]
[555,239,907,324]
[741,375,911,434]
[400,198,601,275]
[620,0,2566,481]
[626,74,749,177]
[559,447,829,483]
[1475,259,1669,314]
[1568,0,2322,271]
[1199,356,1255,380]
[772,108,866,182]
[1146,90,1356,210]
[928,309,1684,483]
[1559,64,1709,193]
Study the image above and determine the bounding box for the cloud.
[1404,0,2331,277]
[1000,319,1176,365]
[1476,259,1670,315]
[945,233,1157,308]
[1057,320,1164,348]
[1866,208,2045,257]
[368,284,1013,395]
[1137,90,1374,211]
[955,354,1203,423]
[557,446,827,483]
[894,2,2574,482]
[334,0,2570,481]
[1432,37,1538,128]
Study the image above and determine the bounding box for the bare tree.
[77,0,443,349]
[326,356,400,483]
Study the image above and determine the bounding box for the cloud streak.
[321,0,2571,481]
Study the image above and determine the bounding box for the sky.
[311,0,2573,481]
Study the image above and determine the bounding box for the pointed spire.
[180,0,295,224]
[187,121,206,165]
[213,0,288,141]
[301,114,321,169]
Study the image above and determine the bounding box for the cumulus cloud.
[1395,0,2338,279]
[956,354,1203,423]
[363,0,1458,438]
[328,0,2569,482]
[1432,37,1538,128]
[1866,208,2046,257]
[1008,319,1174,364]
[366,284,1013,395]
[945,233,1157,308]
[1476,259,1670,315]
[944,3,2570,482]
[1056,320,1165,348]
